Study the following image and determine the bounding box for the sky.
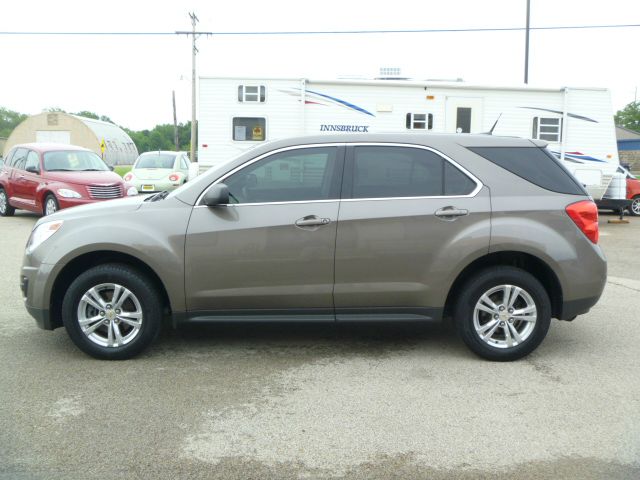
[1,0,639,131]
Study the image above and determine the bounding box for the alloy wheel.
[76,283,143,348]
[632,198,640,216]
[473,284,537,349]
[45,197,57,215]
[0,191,6,214]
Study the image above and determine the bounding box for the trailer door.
[446,97,483,133]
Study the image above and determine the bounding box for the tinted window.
[224,147,339,203]
[351,146,474,198]
[468,146,586,195]
[444,161,476,195]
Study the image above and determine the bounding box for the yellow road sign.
[100,139,106,153]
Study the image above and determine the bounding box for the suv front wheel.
[62,264,163,360]
[454,267,551,361]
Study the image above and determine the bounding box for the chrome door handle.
[295,215,331,227]
[435,207,469,219]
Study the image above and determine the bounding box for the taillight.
[123,173,133,182]
[565,200,599,244]
[169,173,180,182]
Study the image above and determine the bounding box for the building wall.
[620,150,640,172]
[3,112,138,165]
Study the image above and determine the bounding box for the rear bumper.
[559,295,601,320]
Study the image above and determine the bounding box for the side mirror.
[26,166,39,174]
[108,165,115,171]
[203,184,230,207]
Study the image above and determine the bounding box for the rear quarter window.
[468,146,587,195]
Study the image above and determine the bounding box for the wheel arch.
[49,250,172,330]
[443,250,563,320]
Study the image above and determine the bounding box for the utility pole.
[524,0,531,84]
[172,90,179,151]
[176,13,212,165]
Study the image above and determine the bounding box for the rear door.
[18,150,42,208]
[184,145,345,318]
[334,143,491,319]
[7,148,29,207]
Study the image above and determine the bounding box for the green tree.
[615,101,640,133]
[0,107,28,138]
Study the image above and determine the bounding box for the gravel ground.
[0,210,639,479]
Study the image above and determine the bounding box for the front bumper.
[21,263,59,330]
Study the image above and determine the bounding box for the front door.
[184,145,344,318]
[445,97,484,133]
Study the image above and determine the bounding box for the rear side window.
[10,148,27,168]
[468,146,586,195]
[350,146,476,198]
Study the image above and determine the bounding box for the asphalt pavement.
[0,210,639,479]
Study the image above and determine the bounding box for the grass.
[114,165,132,177]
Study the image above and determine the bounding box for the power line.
[0,23,639,36]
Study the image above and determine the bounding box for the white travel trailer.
[198,77,625,206]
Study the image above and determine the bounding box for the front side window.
[351,146,476,199]
[233,117,266,141]
[405,113,433,130]
[224,147,339,203]
[25,151,40,172]
[237,85,266,103]
[532,117,562,142]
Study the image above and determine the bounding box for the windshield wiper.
[149,190,170,202]
[46,168,73,171]
[82,169,105,171]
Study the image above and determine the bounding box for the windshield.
[135,154,176,169]
[43,151,109,171]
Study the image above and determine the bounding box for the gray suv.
[21,134,606,361]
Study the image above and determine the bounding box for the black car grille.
[87,185,123,199]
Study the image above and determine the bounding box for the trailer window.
[405,113,433,130]
[532,117,562,143]
[233,118,266,141]
[238,85,266,103]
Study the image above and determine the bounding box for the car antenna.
[484,113,502,135]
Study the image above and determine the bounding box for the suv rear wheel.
[61,264,163,360]
[454,266,551,361]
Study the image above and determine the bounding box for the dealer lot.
[0,211,639,479]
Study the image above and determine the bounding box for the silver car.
[21,133,607,361]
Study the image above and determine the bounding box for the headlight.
[58,188,81,198]
[124,173,134,182]
[26,220,63,254]
[126,186,138,196]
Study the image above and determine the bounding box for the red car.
[622,167,640,216]
[0,143,137,217]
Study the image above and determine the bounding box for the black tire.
[43,194,59,216]
[628,196,640,217]
[0,188,16,216]
[454,266,551,361]
[62,264,163,360]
